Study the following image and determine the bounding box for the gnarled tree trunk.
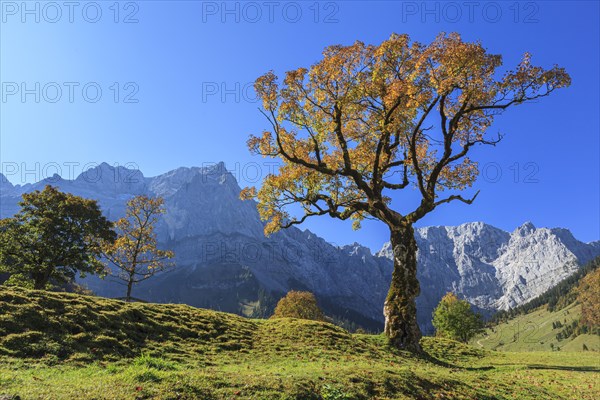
[383,224,422,352]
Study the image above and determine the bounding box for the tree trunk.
[126,279,133,302]
[383,224,422,352]
[33,275,46,290]
[32,266,53,290]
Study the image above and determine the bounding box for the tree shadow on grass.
[419,351,496,371]
[526,364,600,372]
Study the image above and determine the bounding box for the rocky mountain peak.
[76,162,144,183]
[515,221,536,236]
[342,242,374,259]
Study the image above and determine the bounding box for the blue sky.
[1,1,598,251]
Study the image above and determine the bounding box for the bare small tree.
[103,195,174,301]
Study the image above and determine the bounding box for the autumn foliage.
[102,195,174,301]
[242,32,570,350]
[271,291,326,322]
[577,267,600,329]
[242,32,570,234]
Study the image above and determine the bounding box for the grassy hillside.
[473,302,600,352]
[474,257,599,352]
[0,287,599,399]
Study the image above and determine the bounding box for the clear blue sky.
[1,1,598,251]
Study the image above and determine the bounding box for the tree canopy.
[0,185,115,289]
[102,195,174,301]
[577,267,600,329]
[241,33,570,234]
[432,292,483,343]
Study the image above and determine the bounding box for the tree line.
[0,185,174,301]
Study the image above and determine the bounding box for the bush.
[432,293,483,343]
[271,291,325,322]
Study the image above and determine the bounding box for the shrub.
[432,293,483,343]
[271,291,325,322]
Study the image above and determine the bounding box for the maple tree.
[0,185,115,290]
[241,33,570,351]
[102,195,174,301]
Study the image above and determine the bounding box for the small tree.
[432,292,483,343]
[272,290,326,321]
[102,195,174,301]
[0,185,115,289]
[577,268,600,329]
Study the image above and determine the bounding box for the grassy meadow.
[0,288,598,399]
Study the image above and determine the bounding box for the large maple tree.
[242,33,570,351]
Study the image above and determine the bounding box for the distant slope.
[491,256,600,322]
[473,257,600,352]
[377,222,600,333]
[473,302,599,351]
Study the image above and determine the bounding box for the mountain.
[1,162,598,333]
[0,173,13,193]
[378,222,600,331]
[0,163,392,330]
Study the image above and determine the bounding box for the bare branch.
[433,190,480,207]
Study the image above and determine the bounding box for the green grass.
[473,302,600,352]
[1,287,599,399]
